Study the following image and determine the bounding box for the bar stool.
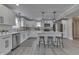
[47,36,54,48]
[39,36,45,48]
[56,33,64,48]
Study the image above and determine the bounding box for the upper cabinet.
[0,5,15,26]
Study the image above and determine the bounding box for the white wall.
[62,18,73,40]
[0,5,16,32]
[67,18,73,40]
[62,20,68,38]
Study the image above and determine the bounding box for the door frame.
[72,18,74,40]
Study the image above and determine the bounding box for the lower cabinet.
[28,31,37,37]
[0,35,12,55]
[20,32,28,44]
[0,32,29,55]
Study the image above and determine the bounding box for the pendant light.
[53,11,56,32]
[41,11,45,20]
[41,9,45,23]
[53,11,56,23]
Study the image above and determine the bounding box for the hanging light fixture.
[41,9,45,23]
[41,11,45,20]
[53,11,56,23]
[52,11,56,32]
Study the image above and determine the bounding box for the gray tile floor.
[8,38,79,55]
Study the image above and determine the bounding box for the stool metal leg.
[61,38,64,48]
[39,38,41,48]
[59,38,61,47]
[47,39,49,48]
[39,41,40,48]
[43,39,46,48]
[51,38,54,47]
[54,37,56,47]
[57,38,59,48]
[61,33,64,48]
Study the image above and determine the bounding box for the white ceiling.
[66,9,79,17]
[4,4,73,20]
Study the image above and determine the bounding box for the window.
[21,18,24,27]
[44,23,50,27]
[36,22,41,27]
[12,17,20,28]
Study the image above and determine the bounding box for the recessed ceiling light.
[16,4,19,6]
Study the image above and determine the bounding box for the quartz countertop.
[0,32,19,36]
[0,31,28,37]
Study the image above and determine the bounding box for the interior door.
[73,17,79,39]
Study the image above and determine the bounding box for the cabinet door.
[0,5,15,25]
[0,5,9,24]
[0,37,9,55]
[3,5,15,25]
[0,16,4,23]
[0,5,5,17]
[23,33,26,39]
[25,32,28,40]
[8,10,15,25]
[20,33,24,43]
[22,33,26,41]
[20,32,27,43]
[0,5,6,24]
[0,35,12,55]
[0,38,4,54]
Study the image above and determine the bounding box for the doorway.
[73,17,79,39]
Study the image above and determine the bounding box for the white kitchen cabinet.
[25,32,29,39]
[28,31,37,37]
[20,32,25,43]
[0,35,12,55]
[0,5,15,25]
[20,32,26,43]
[20,31,28,44]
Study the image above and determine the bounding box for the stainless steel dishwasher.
[12,33,20,50]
